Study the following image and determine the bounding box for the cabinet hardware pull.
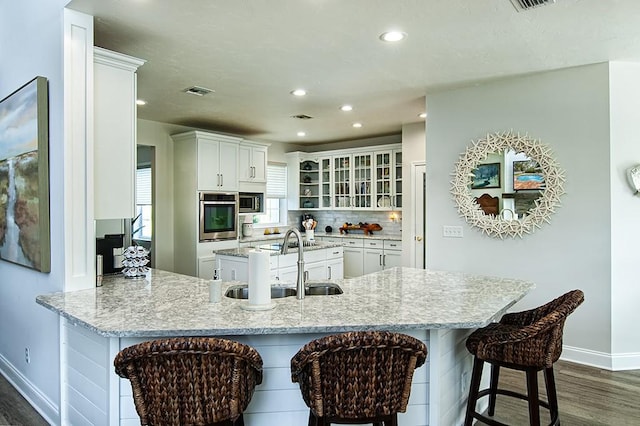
[328,266,332,279]
[379,254,382,266]
[383,254,387,267]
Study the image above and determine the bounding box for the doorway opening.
[134,145,155,267]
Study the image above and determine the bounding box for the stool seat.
[291,331,427,426]
[114,337,263,426]
[464,289,584,426]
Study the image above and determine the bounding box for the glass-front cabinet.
[286,145,400,211]
[374,149,402,210]
[333,153,373,209]
[320,157,332,208]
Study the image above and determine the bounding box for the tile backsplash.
[288,210,402,235]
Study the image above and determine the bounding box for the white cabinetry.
[93,47,145,220]
[196,136,240,191]
[363,239,402,274]
[239,141,268,184]
[288,144,400,211]
[374,149,402,210]
[326,246,344,280]
[321,237,364,278]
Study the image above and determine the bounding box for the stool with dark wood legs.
[291,331,427,426]
[464,289,584,426]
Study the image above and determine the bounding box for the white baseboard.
[562,345,640,371]
[0,354,58,425]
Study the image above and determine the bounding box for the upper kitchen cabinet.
[239,141,269,184]
[172,131,241,192]
[333,152,373,210]
[288,144,399,211]
[94,47,145,220]
[286,152,320,210]
[374,148,402,210]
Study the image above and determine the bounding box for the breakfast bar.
[36,267,533,426]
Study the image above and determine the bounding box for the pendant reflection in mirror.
[451,130,565,238]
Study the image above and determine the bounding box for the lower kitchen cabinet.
[343,247,364,278]
[363,239,402,274]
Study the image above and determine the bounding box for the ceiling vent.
[291,114,314,120]
[183,86,214,96]
[509,0,555,12]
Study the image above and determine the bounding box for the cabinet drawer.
[383,240,402,251]
[364,240,383,249]
[342,238,364,248]
[327,246,344,259]
[305,249,327,263]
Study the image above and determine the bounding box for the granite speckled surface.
[36,267,533,338]
[216,240,342,258]
[239,232,401,244]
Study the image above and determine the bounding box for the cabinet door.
[326,257,344,280]
[374,151,393,210]
[94,50,142,219]
[306,262,326,281]
[299,159,320,209]
[218,141,239,191]
[218,257,248,282]
[238,145,252,182]
[251,146,268,182]
[320,157,332,208]
[352,153,373,209]
[197,139,221,190]
[393,149,402,209]
[333,155,352,209]
[383,250,402,269]
[343,247,364,278]
[363,248,384,274]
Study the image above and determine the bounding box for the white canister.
[242,222,254,237]
[305,229,315,241]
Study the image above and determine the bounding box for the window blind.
[136,167,152,205]
[266,164,287,198]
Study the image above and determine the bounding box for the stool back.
[114,337,262,425]
[291,331,427,420]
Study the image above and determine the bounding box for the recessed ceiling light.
[291,89,307,97]
[418,112,427,119]
[340,105,353,112]
[352,123,363,128]
[297,131,306,137]
[379,31,406,42]
[136,99,147,106]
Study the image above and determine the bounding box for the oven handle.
[201,201,237,206]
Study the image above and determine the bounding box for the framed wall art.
[470,162,501,189]
[0,76,50,272]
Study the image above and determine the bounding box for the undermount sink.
[224,282,343,299]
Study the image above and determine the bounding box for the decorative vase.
[242,222,254,237]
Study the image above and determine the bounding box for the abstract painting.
[0,76,50,272]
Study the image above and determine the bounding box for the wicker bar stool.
[114,337,263,426]
[464,289,584,426]
[291,331,428,426]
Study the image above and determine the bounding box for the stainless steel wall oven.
[199,192,238,241]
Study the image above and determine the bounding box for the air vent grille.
[509,0,555,11]
[291,114,314,120]
[183,86,214,96]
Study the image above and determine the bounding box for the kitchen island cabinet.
[37,267,533,426]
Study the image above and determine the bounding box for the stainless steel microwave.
[239,192,264,214]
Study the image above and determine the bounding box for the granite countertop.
[239,231,401,244]
[216,240,343,258]
[36,268,534,338]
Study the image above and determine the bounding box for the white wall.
[426,63,615,366]
[609,62,640,367]
[401,121,426,264]
[0,0,69,422]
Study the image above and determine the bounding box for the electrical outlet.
[443,225,463,238]
[25,347,30,364]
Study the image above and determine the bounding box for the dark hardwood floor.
[1,360,639,425]
[478,360,640,426]
[0,374,47,426]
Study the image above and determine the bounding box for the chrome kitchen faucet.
[280,228,305,300]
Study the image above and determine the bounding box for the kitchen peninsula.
[36,267,533,426]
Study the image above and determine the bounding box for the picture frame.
[513,159,545,191]
[0,76,50,272]
[470,162,501,189]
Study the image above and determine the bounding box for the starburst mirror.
[451,131,565,238]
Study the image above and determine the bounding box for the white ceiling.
[66,0,640,144]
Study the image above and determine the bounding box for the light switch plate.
[443,225,463,238]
